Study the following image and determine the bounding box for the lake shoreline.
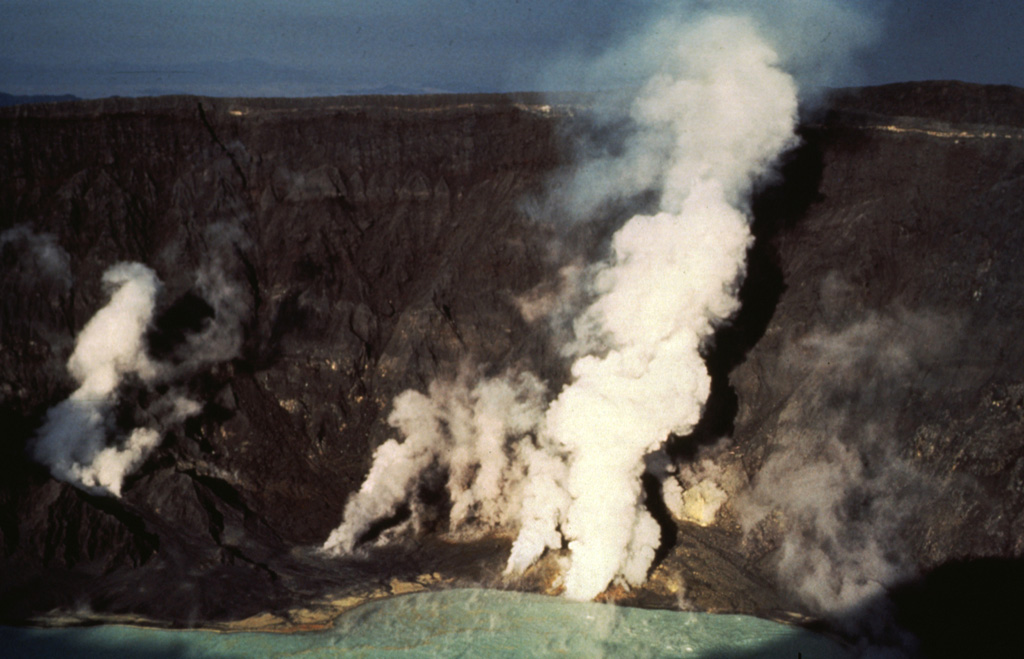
[2,589,857,658]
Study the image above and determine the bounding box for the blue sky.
[1,1,1022,98]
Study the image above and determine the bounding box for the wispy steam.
[0,225,72,287]
[324,8,810,600]
[181,221,251,370]
[736,310,954,624]
[0,225,73,344]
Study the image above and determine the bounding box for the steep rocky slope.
[2,83,1023,650]
[688,82,1024,622]
[0,92,572,621]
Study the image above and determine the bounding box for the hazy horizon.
[2,1,1024,99]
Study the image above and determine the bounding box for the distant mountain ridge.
[0,92,80,107]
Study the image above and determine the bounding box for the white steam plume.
[30,263,165,496]
[528,14,798,600]
[325,10,803,601]
[28,220,251,497]
[29,261,218,496]
[323,370,549,554]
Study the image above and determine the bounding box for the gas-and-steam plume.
[30,225,250,497]
[30,262,170,497]
[520,13,799,601]
[323,369,552,553]
[324,9,805,601]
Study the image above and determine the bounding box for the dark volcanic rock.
[0,93,568,622]
[686,81,1024,640]
[732,86,1024,564]
[2,82,1024,643]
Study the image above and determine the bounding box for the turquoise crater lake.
[1,588,850,658]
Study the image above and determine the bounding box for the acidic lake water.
[1,588,850,658]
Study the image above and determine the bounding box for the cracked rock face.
[2,83,1024,640]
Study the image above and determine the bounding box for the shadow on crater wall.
[667,128,825,459]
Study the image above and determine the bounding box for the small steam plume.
[26,217,251,497]
[30,263,168,496]
[324,369,550,553]
[324,8,810,600]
